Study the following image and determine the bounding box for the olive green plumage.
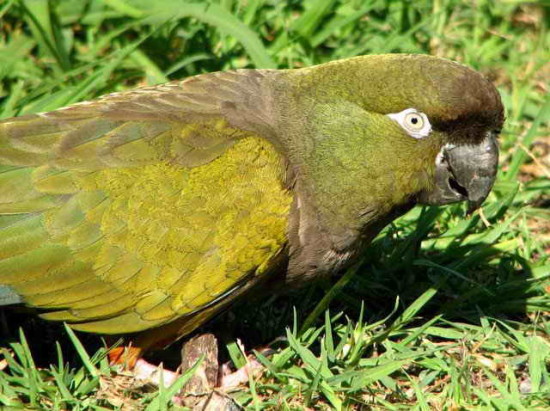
[0,54,504,338]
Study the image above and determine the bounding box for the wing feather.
[0,70,292,334]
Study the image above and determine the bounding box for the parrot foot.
[133,359,180,387]
[219,357,264,389]
[108,345,179,388]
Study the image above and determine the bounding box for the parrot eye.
[387,108,432,139]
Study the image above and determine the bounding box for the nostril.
[448,177,468,198]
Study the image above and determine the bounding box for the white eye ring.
[387,108,432,139]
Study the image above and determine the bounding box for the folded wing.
[0,70,292,333]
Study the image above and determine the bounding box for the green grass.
[0,0,548,409]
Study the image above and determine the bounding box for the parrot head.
[356,54,503,212]
[278,54,504,275]
[371,57,504,214]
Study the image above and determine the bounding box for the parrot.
[0,54,503,366]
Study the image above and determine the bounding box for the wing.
[0,70,293,334]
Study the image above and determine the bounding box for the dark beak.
[418,133,499,213]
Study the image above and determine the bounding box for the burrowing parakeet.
[0,54,503,355]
